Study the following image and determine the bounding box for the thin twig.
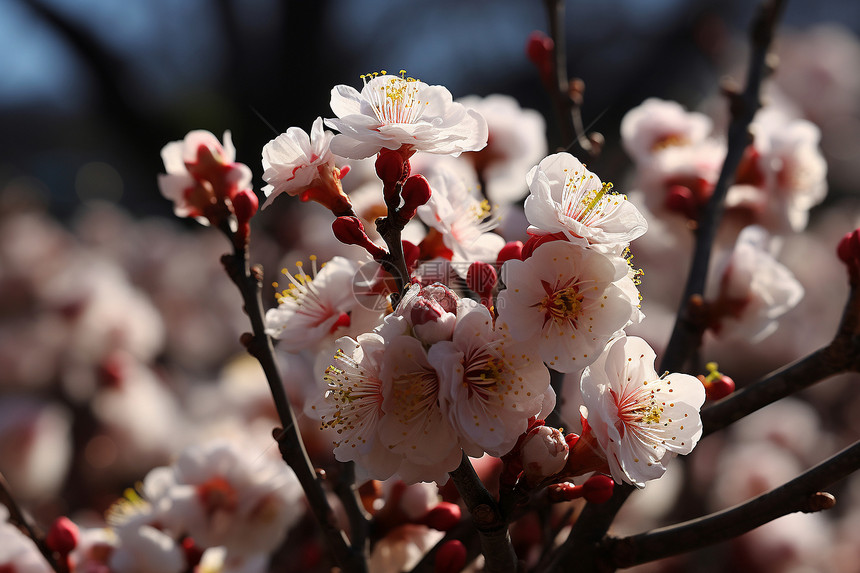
[660,0,787,375]
[220,236,367,573]
[448,453,518,573]
[542,0,597,157]
[602,440,859,569]
[0,472,66,573]
[332,461,371,552]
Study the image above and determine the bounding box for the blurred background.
[2,0,860,571]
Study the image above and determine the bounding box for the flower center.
[362,70,425,125]
[560,167,618,227]
[539,281,584,326]
[611,386,663,430]
[464,354,505,399]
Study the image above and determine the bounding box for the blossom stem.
[376,180,412,307]
[660,0,787,375]
[0,471,67,573]
[219,228,367,573]
[448,453,518,573]
[602,440,860,569]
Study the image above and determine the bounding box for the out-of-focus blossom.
[497,240,638,372]
[580,336,705,487]
[621,98,713,164]
[141,440,303,557]
[109,523,185,573]
[709,225,804,342]
[326,71,488,159]
[728,107,828,233]
[457,94,547,204]
[429,304,554,457]
[265,256,359,352]
[0,399,72,500]
[0,506,52,573]
[158,130,252,223]
[368,524,445,573]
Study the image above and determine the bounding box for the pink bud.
[46,516,79,555]
[496,241,523,266]
[582,475,615,504]
[435,540,467,573]
[521,426,569,484]
[420,502,462,531]
[411,299,456,344]
[466,261,498,296]
[400,175,433,220]
[376,149,407,184]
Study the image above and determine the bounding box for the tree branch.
[602,440,859,569]
[659,0,787,375]
[220,238,367,573]
[542,0,598,157]
[448,453,518,573]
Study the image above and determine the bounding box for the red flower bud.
[526,31,555,84]
[435,540,467,573]
[376,149,408,184]
[420,502,462,531]
[400,175,433,220]
[46,516,79,555]
[332,216,387,258]
[466,261,497,296]
[232,188,259,225]
[496,241,523,266]
[665,185,698,220]
[521,232,567,259]
[402,240,420,272]
[582,475,615,504]
[837,228,860,270]
[705,375,735,401]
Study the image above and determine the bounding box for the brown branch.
[660,0,787,375]
[537,3,789,571]
[448,453,518,573]
[220,236,367,573]
[602,440,859,569]
[0,472,66,573]
[542,0,597,157]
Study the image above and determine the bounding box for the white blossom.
[429,304,554,457]
[261,117,337,209]
[620,98,713,164]
[326,71,488,159]
[524,153,648,247]
[265,256,359,352]
[497,240,639,372]
[580,336,705,487]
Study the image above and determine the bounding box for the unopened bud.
[400,175,432,220]
[665,185,698,220]
[376,149,407,184]
[582,474,614,504]
[526,31,555,84]
[402,240,420,272]
[705,375,735,401]
[521,426,569,484]
[497,241,523,266]
[232,189,259,224]
[332,216,387,258]
[837,228,860,270]
[419,502,461,531]
[411,299,456,344]
[435,540,467,573]
[46,516,79,555]
[467,261,498,297]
